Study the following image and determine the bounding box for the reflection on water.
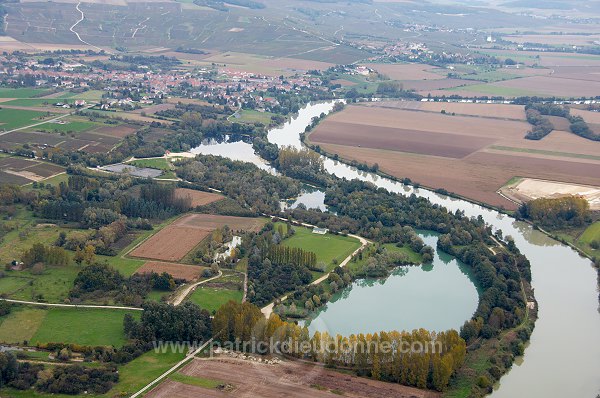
[281,188,327,212]
[190,136,276,173]
[188,101,600,398]
[301,233,479,336]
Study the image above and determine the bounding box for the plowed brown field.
[130,214,265,261]
[175,188,224,207]
[309,103,600,209]
[146,357,440,398]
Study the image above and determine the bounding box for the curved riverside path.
[260,215,370,318]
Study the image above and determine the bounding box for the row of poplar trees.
[213,301,465,392]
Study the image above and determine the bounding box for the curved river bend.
[191,102,600,398]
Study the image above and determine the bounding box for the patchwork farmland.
[130,214,265,262]
[308,102,600,209]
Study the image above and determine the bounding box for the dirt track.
[146,357,440,398]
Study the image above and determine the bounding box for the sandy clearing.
[502,178,600,210]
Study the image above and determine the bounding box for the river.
[190,101,600,398]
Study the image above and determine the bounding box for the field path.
[261,215,369,318]
[130,338,214,398]
[0,104,95,137]
[170,270,223,306]
[0,298,142,311]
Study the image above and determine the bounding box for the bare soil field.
[93,124,138,138]
[402,78,474,92]
[551,66,600,82]
[571,108,600,124]
[0,157,64,184]
[546,116,572,131]
[362,63,444,80]
[311,122,494,158]
[135,262,206,281]
[130,224,211,262]
[505,34,600,46]
[174,214,266,233]
[501,178,600,210]
[316,105,530,139]
[360,101,526,119]
[130,214,264,262]
[175,188,224,207]
[0,129,119,154]
[492,76,600,98]
[146,357,440,398]
[309,103,600,209]
[131,103,175,115]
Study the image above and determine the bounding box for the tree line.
[213,301,466,392]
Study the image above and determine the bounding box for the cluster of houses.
[0,53,328,110]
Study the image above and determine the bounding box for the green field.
[109,350,186,396]
[34,119,98,133]
[6,264,82,303]
[0,88,50,98]
[188,287,243,313]
[235,109,275,125]
[384,243,424,264]
[278,223,361,273]
[130,157,171,171]
[0,210,62,265]
[0,108,53,130]
[1,98,55,107]
[578,221,600,256]
[55,90,104,101]
[0,307,46,343]
[30,307,139,347]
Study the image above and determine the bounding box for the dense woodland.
[243,223,315,306]
[0,351,117,394]
[517,195,590,228]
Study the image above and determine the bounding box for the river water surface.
[190,101,600,398]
